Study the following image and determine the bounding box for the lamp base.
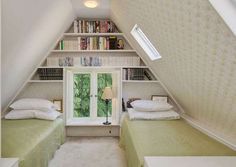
[103,121,111,125]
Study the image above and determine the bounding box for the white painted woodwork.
[144,157,236,167]
[0,158,19,167]
[66,125,120,137]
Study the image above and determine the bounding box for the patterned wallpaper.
[111,0,236,145]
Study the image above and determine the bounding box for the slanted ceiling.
[1,0,75,110]
[111,0,236,146]
[1,0,236,147]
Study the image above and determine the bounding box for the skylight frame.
[131,24,161,61]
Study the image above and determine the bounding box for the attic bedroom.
[1,0,236,166]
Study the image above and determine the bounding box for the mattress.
[1,118,65,167]
[120,115,236,167]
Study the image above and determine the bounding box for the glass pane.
[73,73,91,117]
[97,73,112,117]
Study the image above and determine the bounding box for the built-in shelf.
[122,66,148,68]
[38,66,64,69]
[122,80,159,83]
[38,66,147,69]
[64,33,124,36]
[29,80,63,83]
[51,50,136,53]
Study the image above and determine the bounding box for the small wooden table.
[144,156,236,167]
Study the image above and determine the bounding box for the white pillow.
[128,108,180,120]
[5,110,35,119]
[131,100,173,112]
[10,98,56,112]
[5,109,61,120]
[34,110,61,120]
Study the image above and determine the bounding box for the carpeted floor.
[49,137,127,167]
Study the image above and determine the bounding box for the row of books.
[37,68,63,80]
[47,56,141,67]
[123,68,145,80]
[59,37,121,50]
[73,20,118,33]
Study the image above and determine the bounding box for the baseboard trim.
[181,114,236,151]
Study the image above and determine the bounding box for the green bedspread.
[2,118,65,167]
[120,116,236,167]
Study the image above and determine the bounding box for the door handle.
[95,95,98,97]
[90,95,93,97]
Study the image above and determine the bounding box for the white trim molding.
[181,113,236,151]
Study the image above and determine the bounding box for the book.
[73,20,78,33]
[109,36,117,50]
[144,70,153,80]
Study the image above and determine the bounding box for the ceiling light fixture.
[84,0,98,8]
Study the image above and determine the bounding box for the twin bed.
[2,97,236,167]
[120,115,236,167]
[2,118,65,167]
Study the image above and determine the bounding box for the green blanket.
[2,118,65,167]
[120,116,236,167]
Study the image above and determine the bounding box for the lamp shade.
[102,87,113,100]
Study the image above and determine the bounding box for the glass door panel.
[73,73,91,117]
[97,73,112,117]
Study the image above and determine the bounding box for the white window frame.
[131,24,161,61]
[65,68,121,125]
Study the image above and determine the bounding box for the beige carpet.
[49,137,127,167]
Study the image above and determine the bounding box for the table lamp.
[101,87,113,125]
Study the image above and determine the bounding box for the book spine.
[73,20,78,33]
[82,20,85,33]
[78,20,82,33]
[59,40,64,50]
[87,37,90,50]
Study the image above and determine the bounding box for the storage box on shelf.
[45,53,142,67]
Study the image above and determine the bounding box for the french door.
[66,68,120,124]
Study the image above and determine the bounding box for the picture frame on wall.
[53,99,63,112]
[151,95,168,103]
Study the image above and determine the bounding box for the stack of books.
[37,68,63,80]
[59,40,78,50]
[78,36,117,50]
[122,68,145,80]
[73,20,118,33]
[59,36,119,50]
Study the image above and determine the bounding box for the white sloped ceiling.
[111,0,236,146]
[1,0,75,111]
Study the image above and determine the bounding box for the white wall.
[0,0,2,156]
[1,0,75,111]
[209,0,236,36]
[111,0,236,147]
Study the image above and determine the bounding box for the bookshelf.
[21,18,161,124]
[122,80,159,83]
[64,33,124,37]
[29,18,159,86]
[28,80,63,83]
[51,50,135,53]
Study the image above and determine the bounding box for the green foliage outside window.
[97,73,112,117]
[73,73,112,118]
[73,73,91,117]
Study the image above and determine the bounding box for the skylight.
[131,24,161,61]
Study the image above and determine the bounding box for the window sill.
[66,119,119,126]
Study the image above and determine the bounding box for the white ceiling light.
[84,0,98,8]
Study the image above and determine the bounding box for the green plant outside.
[73,73,112,117]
